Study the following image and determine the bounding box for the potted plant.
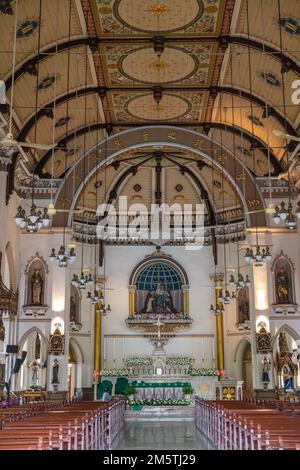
[124,386,137,401]
[182,385,194,400]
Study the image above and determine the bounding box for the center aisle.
[114,421,206,450]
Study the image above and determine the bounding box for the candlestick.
[123,337,125,361]
[113,337,116,363]
[201,337,205,362]
[103,337,107,361]
[212,336,215,364]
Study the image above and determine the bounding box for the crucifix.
[153,318,164,340]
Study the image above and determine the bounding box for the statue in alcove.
[0,315,4,342]
[31,269,43,306]
[237,287,250,324]
[144,282,176,313]
[70,296,77,323]
[276,267,290,304]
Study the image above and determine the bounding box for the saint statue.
[283,365,294,392]
[261,357,270,383]
[276,267,290,304]
[31,269,43,306]
[144,282,175,313]
[70,296,77,323]
[237,288,250,324]
[0,315,4,342]
[52,359,60,384]
[28,360,40,388]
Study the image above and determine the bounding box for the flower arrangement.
[128,398,192,407]
[125,357,153,367]
[188,368,221,377]
[100,369,130,377]
[166,357,194,367]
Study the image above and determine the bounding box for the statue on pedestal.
[28,359,40,388]
[31,269,43,306]
[52,359,60,384]
[261,356,271,388]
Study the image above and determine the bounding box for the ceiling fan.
[272,129,300,142]
[0,1,57,162]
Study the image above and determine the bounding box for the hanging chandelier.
[218,290,236,304]
[210,304,225,316]
[244,246,272,266]
[229,273,251,289]
[87,289,111,315]
[272,202,297,230]
[49,246,77,267]
[71,272,93,290]
[15,205,50,233]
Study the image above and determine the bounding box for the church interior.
[1,0,300,452]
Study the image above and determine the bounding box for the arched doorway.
[68,339,83,400]
[18,329,48,391]
[242,343,253,396]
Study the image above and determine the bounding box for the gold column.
[210,274,225,374]
[183,285,190,316]
[94,305,102,385]
[129,285,136,317]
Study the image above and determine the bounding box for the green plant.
[182,385,194,395]
[124,386,137,397]
[295,387,300,396]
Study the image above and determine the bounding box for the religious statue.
[52,359,60,384]
[28,359,40,388]
[144,282,175,314]
[279,332,289,354]
[0,315,4,342]
[276,267,290,304]
[283,365,294,393]
[70,296,77,323]
[31,269,43,306]
[261,356,271,383]
[237,287,250,324]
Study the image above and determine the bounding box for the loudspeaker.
[12,358,23,374]
[21,351,27,364]
[6,345,18,354]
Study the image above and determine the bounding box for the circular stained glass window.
[136,263,182,291]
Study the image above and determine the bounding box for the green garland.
[188,368,219,377]
[166,357,194,366]
[125,357,153,367]
[101,369,130,377]
[129,398,192,407]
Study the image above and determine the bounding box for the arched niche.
[271,252,297,314]
[18,328,48,391]
[129,249,189,318]
[68,338,84,400]
[236,287,250,327]
[23,253,48,309]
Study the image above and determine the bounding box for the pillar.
[129,285,136,317]
[182,285,190,316]
[210,274,225,373]
[93,304,102,400]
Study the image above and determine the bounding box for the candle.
[201,337,204,360]
[123,337,125,361]
[212,336,215,360]
[113,338,116,361]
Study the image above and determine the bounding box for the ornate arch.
[271,251,296,307]
[52,126,267,229]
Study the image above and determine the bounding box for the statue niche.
[237,287,250,325]
[69,285,81,330]
[272,253,295,305]
[24,255,47,308]
[134,261,184,317]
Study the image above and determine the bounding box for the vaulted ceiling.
[1,0,300,218]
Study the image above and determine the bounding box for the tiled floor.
[114,421,208,450]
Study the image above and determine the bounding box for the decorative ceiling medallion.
[38,75,56,91]
[260,72,282,88]
[248,115,264,128]
[55,117,71,128]
[17,19,39,39]
[236,146,252,157]
[113,0,204,34]
[278,17,300,35]
[125,93,191,121]
[175,184,183,193]
[119,46,198,85]
[134,184,142,192]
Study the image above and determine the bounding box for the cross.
[153,318,164,340]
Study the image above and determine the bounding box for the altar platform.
[125,406,195,422]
